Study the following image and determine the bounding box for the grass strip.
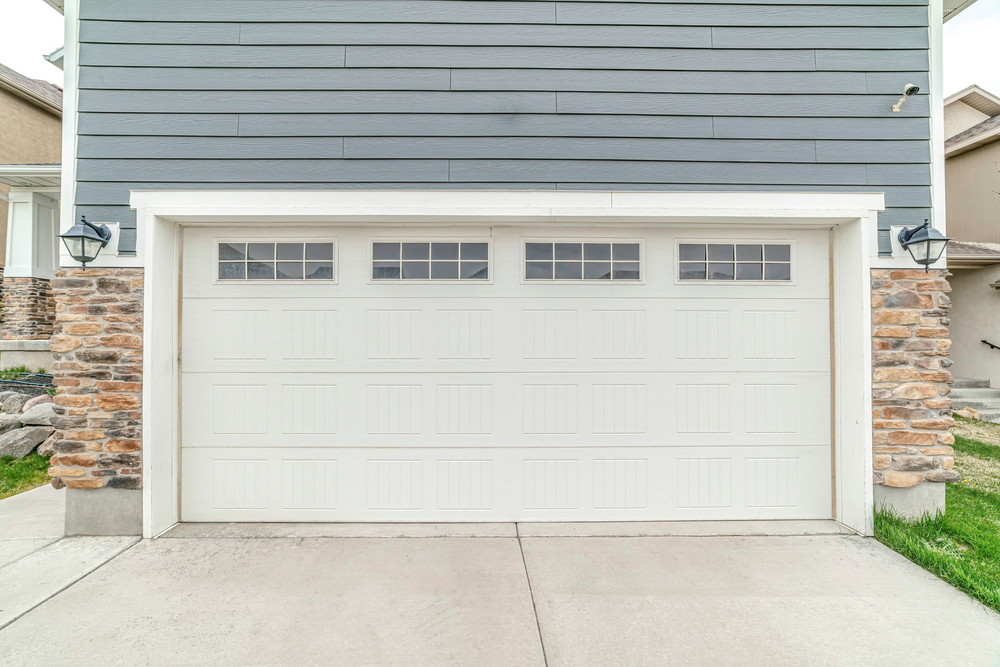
[875,483,1000,614]
[0,452,52,501]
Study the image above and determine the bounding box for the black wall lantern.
[60,215,112,269]
[897,219,951,272]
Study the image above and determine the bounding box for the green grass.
[0,452,51,501]
[875,420,1000,614]
[0,365,48,381]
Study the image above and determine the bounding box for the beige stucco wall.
[947,266,1000,385]
[0,85,62,267]
[944,100,991,139]
[946,139,1000,244]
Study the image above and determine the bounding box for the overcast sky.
[0,0,994,96]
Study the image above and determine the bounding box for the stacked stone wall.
[2,276,55,340]
[46,268,143,490]
[871,269,960,489]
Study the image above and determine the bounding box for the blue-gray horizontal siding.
[76,0,932,255]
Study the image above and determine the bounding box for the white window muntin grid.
[367,238,493,284]
[520,238,646,284]
[214,238,338,284]
[674,239,796,285]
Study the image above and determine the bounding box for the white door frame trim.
[133,190,883,538]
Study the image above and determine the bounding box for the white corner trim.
[58,0,79,240]
[929,0,947,237]
[136,188,878,538]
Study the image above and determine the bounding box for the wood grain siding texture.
[75,0,931,254]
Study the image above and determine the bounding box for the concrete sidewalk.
[1,521,999,666]
[0,485,138,630]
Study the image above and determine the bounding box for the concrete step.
[953,377,991,389]
[949,388,1000,400]
[951,400,1000,412]
[979,412,1000,424]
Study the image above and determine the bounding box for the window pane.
[735,244,762,261]
[612,262,640,280]
[525,262,553,279]
[708,263,734,280]
[402,261,430,279]
[305,243,334,261]
[247,243,274,261]
[707,244,734,261]
[431,261,459,279]
[431,243,459,260]
[219,262,245,279]
[373,262,400,279]
[402,243,430,260]
[584,261,611,280]
[679,244,706,261]
[555,243,582,261]
[526,243,552,261]
[461,261,488,280]
[276,243,303,261]
[613,243,640,261]
[372,243,400,260]
[679,262,706,280]
[554,262,583,280]
[736,263,763,280]
[461,243,489,260]
[219,243,246,261]
[305,262,333,280]
[276,262,304,280]
[247,262,275,279]
[584,243,611,261]
[765,263,792,281]
[764,244,791,262]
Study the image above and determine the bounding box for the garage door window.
[524,242,641,280]
[678,243,792,282]
[371,242,489,280]
[218,242,334,280]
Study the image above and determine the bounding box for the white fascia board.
[130,190,885,225]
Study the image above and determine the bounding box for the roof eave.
[0,164,62,188]
[0,74,62,118]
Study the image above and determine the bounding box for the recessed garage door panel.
[181,445,830,521]
[180,225,832,522]
[182,371,828,448]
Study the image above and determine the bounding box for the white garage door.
[180,225,831,522]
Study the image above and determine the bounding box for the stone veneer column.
[871,269,960,507]
[2,276,55,339]
[46,268,143,490]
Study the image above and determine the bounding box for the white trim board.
[134,189,879,538]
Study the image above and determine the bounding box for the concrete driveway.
[2,521,1000,667]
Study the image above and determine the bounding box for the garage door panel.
[181,445,831,522]
[182,371,828,449]
[183,296,828,374]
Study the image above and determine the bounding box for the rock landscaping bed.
[0,385,57,499]
[875,415,1000,614]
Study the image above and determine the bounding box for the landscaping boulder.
[1,392,31,415]
[20,402,56,426]
[955,407,981,420]
[21,394,53,412]
[0,414,23,435]
[0,426,54,459]
[0,391,16,405]
[37,432,56,457]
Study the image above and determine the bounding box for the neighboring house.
[45,0,961,537]
[940,86,1000,417]
[0,63,62,370]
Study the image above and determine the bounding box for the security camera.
[893,84,920,112]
